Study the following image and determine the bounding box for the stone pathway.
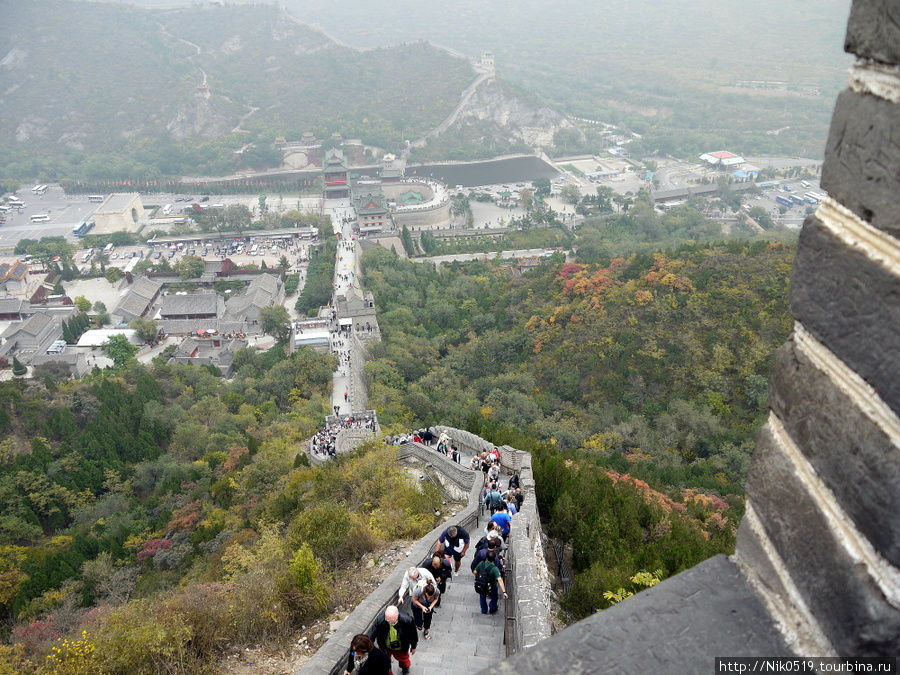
[401,570,506,675]
[392,445,506,675]
[323,199,357,416]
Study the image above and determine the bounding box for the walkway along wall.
[298,441,481,675]
[298,433,552,673]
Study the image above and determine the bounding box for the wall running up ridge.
[486,1,900,671]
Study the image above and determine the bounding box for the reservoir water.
[405,155,559,187]
[190,155,559,191]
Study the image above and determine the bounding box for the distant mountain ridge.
[0,0,475,180]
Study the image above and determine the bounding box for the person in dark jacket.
[343,634,391,675]
[368,605,418,674]
[426,554,453,606]
[470,537,505,576]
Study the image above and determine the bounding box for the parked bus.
[8,198,24,207]
[804,193,820,204]
[789,194,805,206]
[73,220,93,236]
[775,195,794,208]
[30,214,50,222]
[800,181,811,189]
[88,195,105,203]
[31,184,48,195]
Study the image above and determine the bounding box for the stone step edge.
[816,196,900,273]
[734,500,834,656]
[767,413,900,607]
[793,322,900,446]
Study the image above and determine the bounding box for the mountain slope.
[0,1,474,180]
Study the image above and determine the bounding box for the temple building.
[323,148,350,200]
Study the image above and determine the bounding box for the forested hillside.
[359,208,794,617]
[0,1,474,181]
[0,348,443,672]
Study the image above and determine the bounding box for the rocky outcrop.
[448,80,582,149]
[166,97,232,140]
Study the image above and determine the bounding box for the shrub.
[283,543,329,618]
[41,631,97,675]
[91,599,193,674]
[287,503,353,567]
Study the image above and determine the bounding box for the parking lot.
[0,185,94,250]
[76,235,313,274]
[744,178,823,228]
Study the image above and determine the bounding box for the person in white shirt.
[397,566,436,607]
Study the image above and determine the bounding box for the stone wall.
[432,425,496,458]
[392,202,452,231]
[486,2,900,669]
[731,1,900,654]
[348,330,369,411]
[500,449,552,652]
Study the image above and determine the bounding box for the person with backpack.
[368,606,418,674]
[470,536,505,577]
[507,471,520,490]
[473,550,507,614]
[343,633,391,675]
[411,581,440,639]
[483,483,503,513]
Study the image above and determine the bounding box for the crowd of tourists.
[343,460,523,674]
[310,413,377,460]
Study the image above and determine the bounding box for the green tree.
[11,358,26,377]
[105,267,122,284]
[105,334,138,369]
[73,296,92,312]
[520,188,535,212]
[420,231,436,254]
[224,204,252,234]
[532,177,551,197]
[130,317,159,345]
[595,186,615,213]
[747,206,775,230]
[174,256,204,280]
[400,225,416,257]
[561,184,582,205]
[260,305,291,343]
